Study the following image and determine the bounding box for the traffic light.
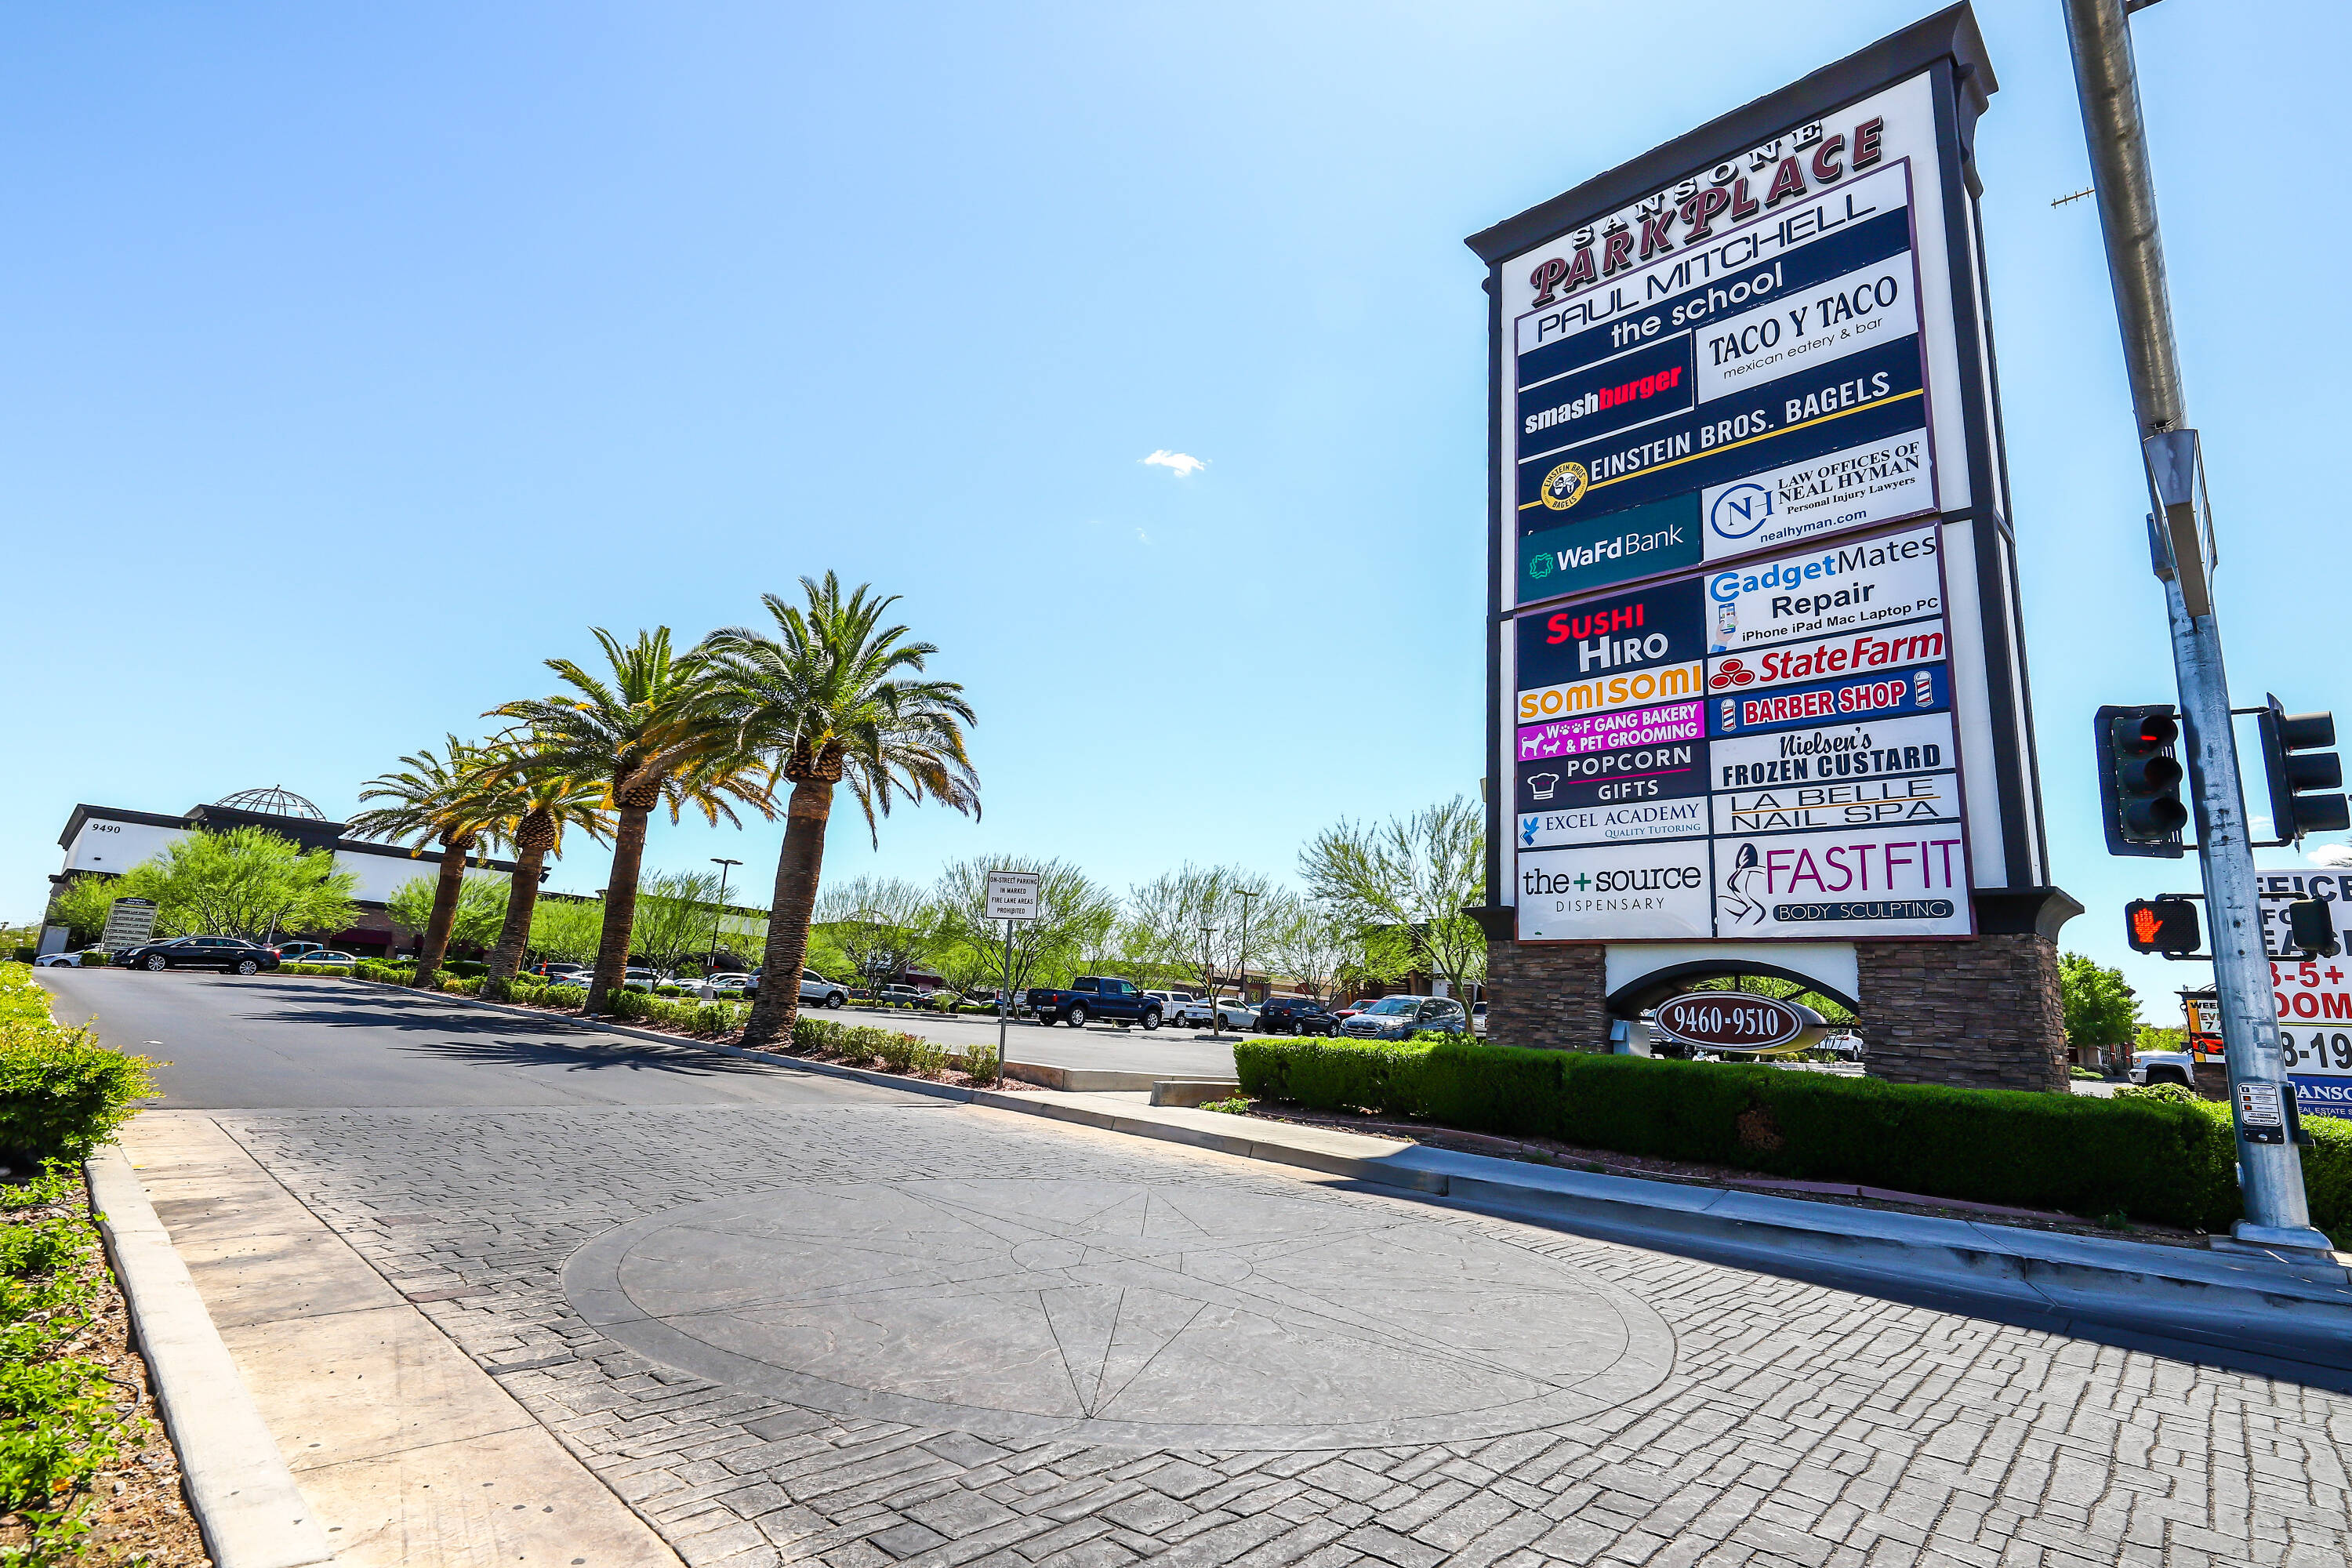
[2125,897,2201,956]
[2287,898,2339,957]
[2256,694,2348,844]
[2095,704,2187,858]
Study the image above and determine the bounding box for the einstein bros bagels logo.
[1541,462,1589,511]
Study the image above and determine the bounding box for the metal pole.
[1202,924,1218,1037]
[997,916,1013,1083]
[1236,891,1256,1014]
[2063,0,2327,1250]
[708,857,740,971]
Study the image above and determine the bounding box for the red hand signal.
[2132,907,2161,946]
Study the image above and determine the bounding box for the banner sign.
[99,897,158,951]
[1509,522,1970,939]
[2256,871,2352,1118]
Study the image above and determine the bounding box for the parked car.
[1025,976,1164,1029]
[619,967,661,992]
[1209,996,1258,1030]
[2129,1049,2197,1088]
[121,936,282,975]
[1471,1000,1487,1036]
[874,983,924,1007]
[1330,998,1381,1025]
[292,951,358,968]
[1254,996,1338,1036]
[694,971,754,1000]
[532,961,589,983]
[32,952,84,967]
[275,941,331,961]
[1341,995,1468,1040]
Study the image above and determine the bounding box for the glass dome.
[213,786,325,819]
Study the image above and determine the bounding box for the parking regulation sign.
[985,871,1041,923]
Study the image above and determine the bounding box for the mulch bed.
[0,1177,210,1566]
[1227,1100,2216,1250]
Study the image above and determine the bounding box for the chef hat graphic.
[1530,773,1559,800]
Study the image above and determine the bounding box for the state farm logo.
[1709,658,1757,690]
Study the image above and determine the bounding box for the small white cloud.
[1142,449,1207,477]
[1134,527,1151,545]
[2310,844,2352,868]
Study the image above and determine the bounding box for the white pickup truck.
[1145,990,1213,1029]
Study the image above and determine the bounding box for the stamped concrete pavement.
[194,1102,2352,1568]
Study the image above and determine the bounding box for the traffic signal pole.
[2063,0,2332,1252]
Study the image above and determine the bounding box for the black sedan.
[120,937,282,975]
[1254,996,1341,1036]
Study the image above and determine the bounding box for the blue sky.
[5,2,2344,1023]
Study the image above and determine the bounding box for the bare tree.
[1298,796,1486,997]
[1262,899,1359,1001]
[1120,863,1277,1000]
[814,875,934,991]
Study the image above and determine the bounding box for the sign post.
[985,871,1041,1083]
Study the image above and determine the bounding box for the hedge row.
[1233,1036,2352,1246]
[0,964,155,1163]
[789,1014,1000,1083]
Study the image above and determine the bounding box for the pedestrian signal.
[2287,897,2339,957]
[2095,704,2186,858]
[2125,898,2200,956]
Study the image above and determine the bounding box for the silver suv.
[1341,996,1469,1040]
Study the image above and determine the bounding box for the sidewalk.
[113,1112,683,1568]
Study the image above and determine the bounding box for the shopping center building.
[48,786,532,956]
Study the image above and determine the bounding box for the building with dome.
[49,789,537,956]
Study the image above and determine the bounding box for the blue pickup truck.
[1024,976,1164,1029]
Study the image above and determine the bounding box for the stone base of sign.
[1479,925,1610,1054]
[1469,888,2082,1088]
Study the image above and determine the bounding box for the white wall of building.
[61,816,477,906]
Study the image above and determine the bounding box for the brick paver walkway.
[207,1102,2352,1568]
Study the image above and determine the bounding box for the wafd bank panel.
[1512,521,1973,942]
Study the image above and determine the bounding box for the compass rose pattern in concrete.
[566,1177,1676,1449]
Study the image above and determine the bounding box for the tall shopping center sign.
[1465,5,2078,1089]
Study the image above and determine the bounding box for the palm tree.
[347,736,506,989]
[474,740,613,996]
[703,574,979,1049]
[491,628,769,1013]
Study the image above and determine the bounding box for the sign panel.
[1515,840,1713,941]
[1653,992,1809,1051]
[985,871,1041,923]
[100,897,158,951]
[2257,871,2352,1118]
[1505,522,1969,939]
[1509,156,1938,606]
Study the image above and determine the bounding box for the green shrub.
[75,952,109,970]
[653,984,687,997]
[353,960,416,985]
[541,984,586,1007]
[442,960,488,978]
[2,1162,139,1558]
[1232,1036,2349,1243]
[0,968,158,1160]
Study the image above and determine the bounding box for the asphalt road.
[833,1005,1241,1079]
[35,967,931,1111]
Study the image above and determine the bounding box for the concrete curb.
[85,1145,336,1568]
[335,977,2352,1372]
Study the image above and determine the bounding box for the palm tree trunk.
[485,841,550,998]
[586,804,651,1014]
[413,838,473,990]
[740,777,833,1049]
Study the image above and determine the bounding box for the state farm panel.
[1515,841,1714,942]
[1714,821,1971,938]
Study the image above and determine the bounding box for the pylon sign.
[1468,11,2049,946]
